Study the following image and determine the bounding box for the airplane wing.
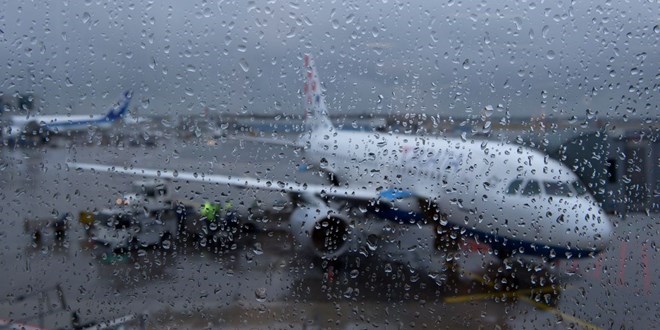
[67,162,378,201]
[226,134,304,149]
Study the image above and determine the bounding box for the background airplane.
[68,55,613,274]
[2,91,131,145]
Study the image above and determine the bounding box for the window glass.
[1,0,655,329]
[544,181,573,197]
[572,180,590,196]
[506,179,523,195]
[521,180,541,196]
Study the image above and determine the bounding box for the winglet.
[106,90,132,121]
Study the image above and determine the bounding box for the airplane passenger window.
[572,180,590,196]
[521,180,541,196]
[506,179,523,195]
[543,181,573,197]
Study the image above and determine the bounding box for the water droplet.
[512,17,523,31]
[255,288,267,302]
[462,59,470,69]
[239,58,249,72]
[161,239,171,250]
[541,25,550,39]
[482,121,491,133]
[82,12,91,24]
[483,105,494,117]
[366,234,378,251]
[384,263,393,273]
[208,221,218,231]
[253,242,263,255]
[546,50,555,60]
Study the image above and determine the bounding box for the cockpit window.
[543,181,573,197]
[521,180,541,196]
[571,180,589,196]
[506,179,523,195]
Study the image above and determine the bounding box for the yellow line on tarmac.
[518,296,602,330]
[460,269,602,330]
[443,286,557,304]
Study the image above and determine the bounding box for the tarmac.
[0,136,656,329]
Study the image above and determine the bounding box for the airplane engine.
[288,204,351,260]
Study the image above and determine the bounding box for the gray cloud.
[0,0,656,119]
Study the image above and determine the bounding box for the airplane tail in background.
[105,91,132,121]
[303,54,333,132]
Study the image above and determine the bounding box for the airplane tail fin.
[105,91,132,121]
[302,54,333,132]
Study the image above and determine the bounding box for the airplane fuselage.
[305,129,612,259]
[1,91,131,141]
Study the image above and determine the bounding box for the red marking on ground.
[642,242,650,295]
[570,260,580,274]
[617,241,628,286]
[0,319,48,330]
[592,255,603,280]
[464,239,489,254]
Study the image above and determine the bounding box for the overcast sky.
[0,0,657,120]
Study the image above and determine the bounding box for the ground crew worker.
[201,201,220,222]
[201,201,234,223]
[200,201,238,248]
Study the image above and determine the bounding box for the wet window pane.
[1,0,656,329]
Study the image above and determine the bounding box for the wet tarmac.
[0,137,657,329]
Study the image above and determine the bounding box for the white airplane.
[68,55,613,273]
[2,91,132,144]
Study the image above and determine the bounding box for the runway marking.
[461,269,602,330]
[443,286,557,304]
[518,296,602,330]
